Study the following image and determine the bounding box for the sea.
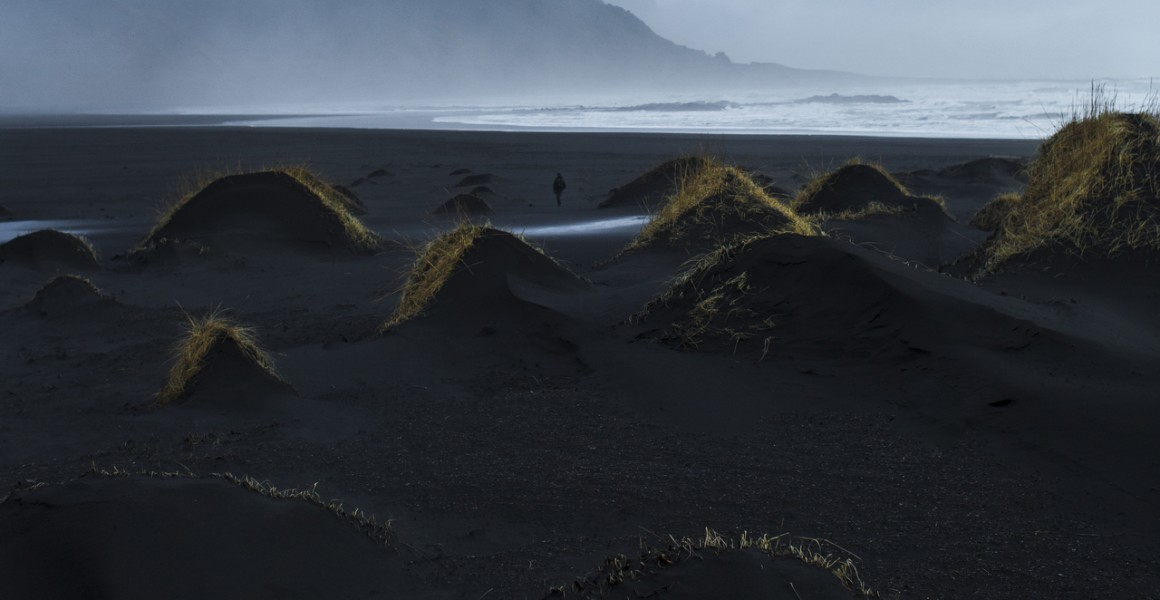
[218,79,1156,140]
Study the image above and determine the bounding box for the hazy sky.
[605,0,1159,79]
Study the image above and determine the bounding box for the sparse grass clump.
[633,234,779,352]
[792,159,917,216]
[155,311,282,406]
[970,192,1022,231]
[627,158,816,252]
[553,528,875,598]
[383,221,492,330]
[89,465,392,546]
[977,109,1160,272]
[142,166,380,252]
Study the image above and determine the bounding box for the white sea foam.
[229,79,1156,139]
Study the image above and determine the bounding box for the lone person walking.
[553,173,567,206]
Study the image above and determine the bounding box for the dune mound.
[625,160,816,254]
[967,111,1160,274]
[599,156,714,210]
[385,223,583,329]
[938,156,1028,182]
[453,173,495,188]
[0,204,10,220]
[555,531,872,600]
[141,170,381,253]
[792,161,938,217]
[970,192,1021,231]
[155,313,294,409]
[0,474,422,600]
[330,184,367,215]
[25,275,115,317]
[635,233,1041,360]
[433,194,494,216]
[0,229,98,270]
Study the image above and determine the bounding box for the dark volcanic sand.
[1,125,1157,599]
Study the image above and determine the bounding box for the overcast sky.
[605,0,1159,80]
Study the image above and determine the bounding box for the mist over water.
[225,79,1157,139]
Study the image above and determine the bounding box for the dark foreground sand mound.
[453,173,495,188]
[155,313,295,409]
[965,111,1160,275]
[792,161,942,217]
[635,233,1044,360]
[553,532,872,599]
[0,474,425,600]
[599,156,714,210]
[24,275,116,318]
[433,193,494,216]
[0,229,99,270]
[141,170,381,253]
[385,223,585,329]
[623,160,816,254]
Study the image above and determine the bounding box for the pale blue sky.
[605,0,1159,79]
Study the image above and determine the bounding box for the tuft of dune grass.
[142,165,380,252]
[382,221,491,331]
[970,192,1022,231]
[632,233,778,352]
[154,310,282,406]
[977,105,1160,273]
[552,527,876,598]
[627,158,816,252]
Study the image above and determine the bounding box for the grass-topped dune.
[792,160,947,219]
[554,528,875,599]
[140,168,381,253]
[599,156,715,210]
[384,222,584,330]
[25,275,115,318]
[433,193,494,216]
[634,232,1043,361]
[0,229,99,270]
[966,110,1160,274]
[155,312,294,408]
[624,158,817,254]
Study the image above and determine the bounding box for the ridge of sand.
[599,156,713,210]
[0,229,99,271]
[433,193,494,216]
[24,274,115,318]
[141,170,381,253]
[0,474,430,599]
[636,233,1047,361]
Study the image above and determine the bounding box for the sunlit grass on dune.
[974,99,1160,274]
[140,165,380,252]
[626,157,816,252]
[154,310,284,406]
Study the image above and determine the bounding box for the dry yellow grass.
[382,221,491,331]
[633,233,777,351]
[970,192,1022,231]
[627,158,816,251]
[978,109,1160,273]
[154,310,282,406]
[791,159,909,209]
[552,527,876,597]
[143,165,380,251]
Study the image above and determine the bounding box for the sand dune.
[140,170,381,254]
[0,229,99,271]
[0,125,1155,599]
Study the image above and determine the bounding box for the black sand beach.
[1,125,1157,599]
